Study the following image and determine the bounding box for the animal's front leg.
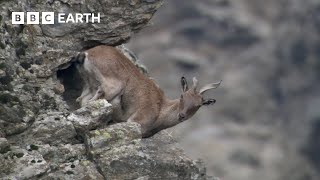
[127,112,156,138]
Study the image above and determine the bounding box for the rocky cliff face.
[128,0,320,179]
[1,100,209,179]
[0,0,214,179]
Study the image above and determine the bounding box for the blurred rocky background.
[128,0,320,179]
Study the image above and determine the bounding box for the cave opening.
[57,63,83,110]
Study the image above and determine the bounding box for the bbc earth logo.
[12,12,101,24]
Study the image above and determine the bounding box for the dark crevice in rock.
[94,160,108,180]
[57,62,82,111]
[83,134,106,179]
[80,40,105,51]
[0,63,13,86]
[74,133,85,144]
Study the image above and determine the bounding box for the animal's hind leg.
[76,84,90,103]
[88,86,104,102]
[75,55,92,105]
[101,78,125,102]
[80,91,94,106]
[76,69,92,105]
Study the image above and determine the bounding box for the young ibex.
[75,45,221,138]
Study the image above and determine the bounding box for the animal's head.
[178,77,221,121]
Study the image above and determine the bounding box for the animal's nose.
[179,113,186,120]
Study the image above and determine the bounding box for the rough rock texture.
[0,0,215,179]
[128,0,320,180]
[0,0,162,138]
[86,122,209,180]
[67,99,113,133]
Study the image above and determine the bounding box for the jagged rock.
[0,146,49,179]
[0,138,10,154]
[42,160,104,180]
[10,113,78,146]
[85,122,142,153]
[0,0,163,137]
[38,144,104,180]
[38,144,87,167]
[67,99,113,132]
[86,122,208,180]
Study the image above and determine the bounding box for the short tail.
[71,52,86,64]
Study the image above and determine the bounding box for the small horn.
[199,80,222,94]
[192,77,198,90]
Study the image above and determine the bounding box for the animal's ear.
[181,77,189,92]
[202,99,216,106]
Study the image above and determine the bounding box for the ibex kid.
[75,45,221,138]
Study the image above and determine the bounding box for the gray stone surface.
[86,122,208,180]
[0,138,10,154]
[67,99,113,132]
[0,146,49,179]
[0,0,163,136]
[10,113,78,146]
